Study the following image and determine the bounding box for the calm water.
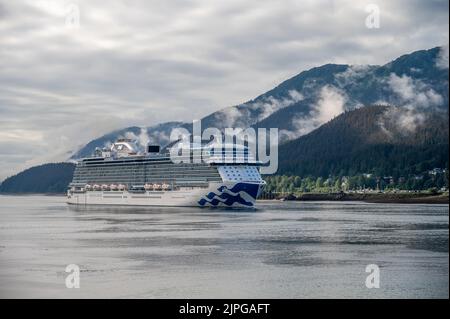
[0,195,448,299]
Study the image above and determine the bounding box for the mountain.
[277,104,449,178]
[251,47,448,140]
[72,46,448,156]
[189,46,448,140]
[2,46,448,193]
[0,163,75,194]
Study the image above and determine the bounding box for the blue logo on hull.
[198,183,260,207]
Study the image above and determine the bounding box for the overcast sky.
[0,0,448,180]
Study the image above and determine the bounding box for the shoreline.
[262,192,449,204]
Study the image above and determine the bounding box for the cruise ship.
[67,139,266,207]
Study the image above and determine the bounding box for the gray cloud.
[0,0,448,180]
[378,73,445,134]
[436,44,449,69]
[280,85,346,140]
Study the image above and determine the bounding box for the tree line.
[262,171,449,195]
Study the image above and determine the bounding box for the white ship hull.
[67,182,264,208]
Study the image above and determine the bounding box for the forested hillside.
[278,105,449,178]
[0,163,75,194]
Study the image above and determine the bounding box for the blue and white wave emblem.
[198,183,260,207]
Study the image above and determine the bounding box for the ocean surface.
[0,195,448,299]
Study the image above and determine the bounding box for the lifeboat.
[118,184,126,191]
[110,184,118,191]
[144,183,153,191]
[93,184,101,191]
[101,184,109,191]
[85,184,91,191]
[152,184,161,190]
[161,183,170,190]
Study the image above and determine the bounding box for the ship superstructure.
[67,139,265,207]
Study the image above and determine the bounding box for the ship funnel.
[147,145,160,153]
